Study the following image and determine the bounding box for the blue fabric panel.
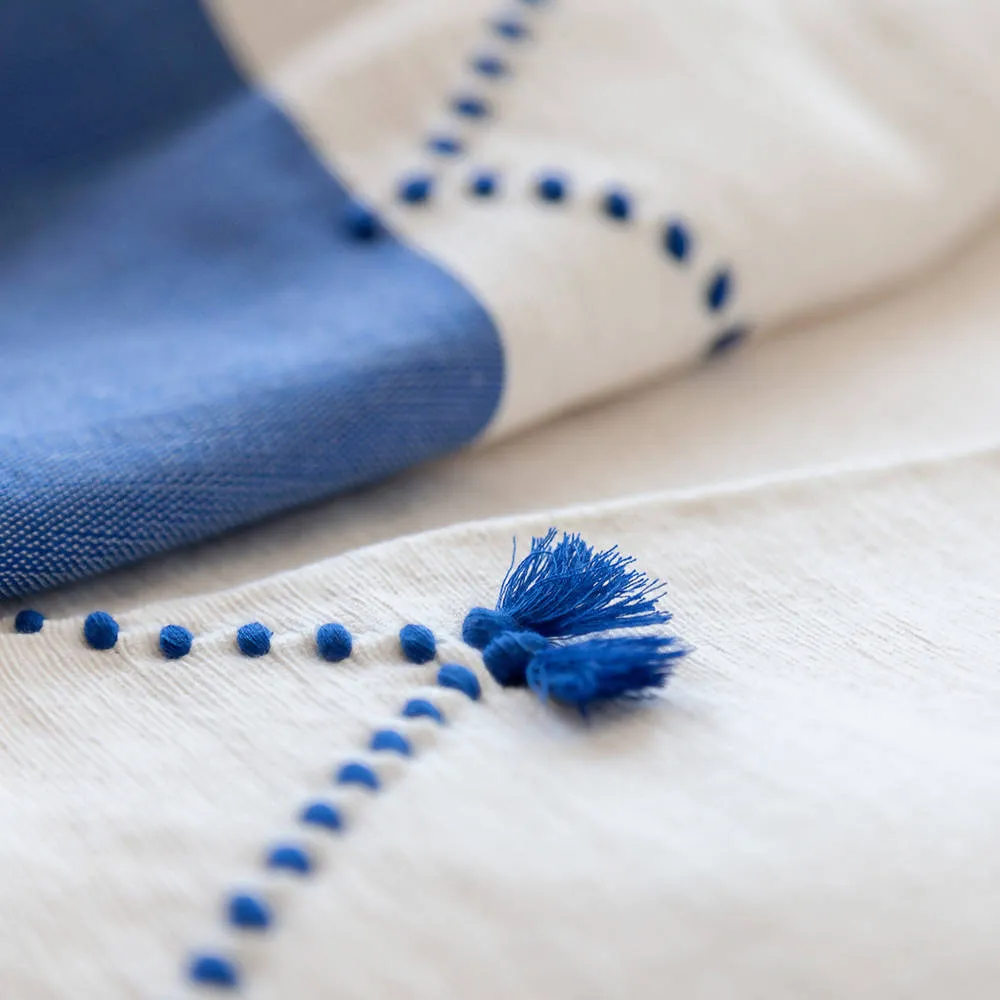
[0,0,241,181]
[0,4,505,598]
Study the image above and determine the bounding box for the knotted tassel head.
[482,630,550,687]
[461,607,518,650]
[525,635,689,714]
[462,529,672,648]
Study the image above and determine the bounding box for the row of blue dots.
[398,171,734,312]
[340,0,747,358]
[13,611,439,665]
[187,663,482,989]
[386,172,734,314]
[424,3,551,160]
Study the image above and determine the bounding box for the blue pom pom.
[664,220,692,262]
[494,18,529,40]
[316,622,352,662]
[343,201,380,240]
[706,269,733,311]
[469,170,499,198]
[159,624,193,660]
[402,698,445,724]
[227,892,272,930]
[453,95,490,118]
[300,800,343,832]
[536,173,568,203]
[398,173,434,203]
[236,622,272,657]
[14,609,44,634]
[370,729,412,756]
[526,635,689,714]
[707,325,748,358]
[482,630,549,688]
[266,843,313,875]
[437,664,482,701]
[336,761,381,791]
[602,189,632,221]
[189,953,240,989]
[427,135,463,156]
[461,607,517,650]
[399,623,436,663]
[83,611,119,650]
[472,54,508,77]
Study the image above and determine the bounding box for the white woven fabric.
[4,441,1000,997]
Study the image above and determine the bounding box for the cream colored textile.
[3,442,1000,998]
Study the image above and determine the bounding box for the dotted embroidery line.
[342,0,749,360]
[8,610,438,667]
[7,607,477,992]
[185,660,483,991]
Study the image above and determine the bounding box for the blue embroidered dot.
[402,698,445,724]
[236,622,272,657]
[299,799,344,833]
[343,201,380,241]
[472,54,508,77]
[83,611,118,650]
[266,843,313,875]
[159,624,193,660]
[494,18,529,40]
[706,269,733,312]
[602,189,632,222]
[300,800,344,832]
[707,325,749,358]
[316,622,352,662]
[336,761,381,791]
[536,173,568,203]
[427,135,463,156]
[14,609,44,634]
[664,220,692,262]
[453,95,490,119]
[469,170,499,198]
[227,892,272,931]
[398,172,434,203]
[370,728,412,756]
[437,664,482,701]
[399,623,436,663]
[189,953,240,989]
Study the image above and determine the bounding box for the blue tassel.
[462,529,671,649]
[525,635,689,714]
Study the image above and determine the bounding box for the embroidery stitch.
[399,623,437,664]
[183,650,484,990]
[13,609,44,634]
[236,622,272,658]
[83,611,119,651]
[159,624,194,660]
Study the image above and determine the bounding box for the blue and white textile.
[6,0,1000,597]
[5,4,1000,998]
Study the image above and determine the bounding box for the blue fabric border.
[0,0,505,598]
